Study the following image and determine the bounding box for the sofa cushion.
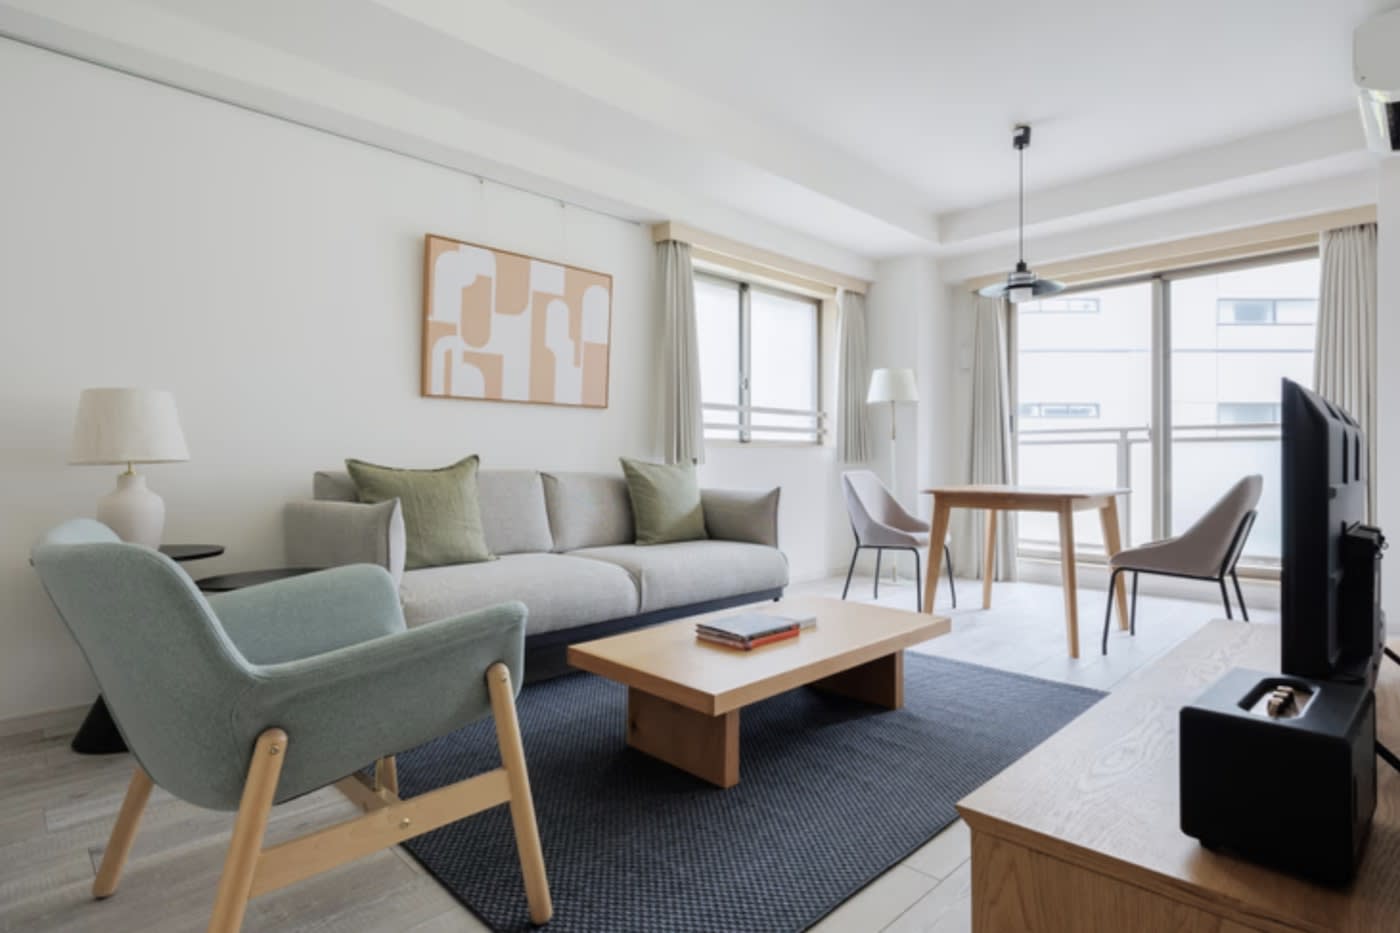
[477,470,554,555]
[541,472,634,552]
[619,458,708,545]
[569,542,789,613]
[398,553,640,634]
[345,456,493,570]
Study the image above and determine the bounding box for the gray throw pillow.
[619,457,709,545]
[345,455,493,570]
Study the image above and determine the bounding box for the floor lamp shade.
[69,388,189,547]
[866,368,919,406]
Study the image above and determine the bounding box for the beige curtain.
[836,290,872,462]
[659,240,703,465]
[953,295,1017,580]
[1315,223,1377,520]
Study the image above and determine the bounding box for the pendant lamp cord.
[1018,141,1025,265]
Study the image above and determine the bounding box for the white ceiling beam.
[935,112,1370,255]
[370,0,941,246]
[938,170,1378,284]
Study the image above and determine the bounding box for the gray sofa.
[284,469,788,678]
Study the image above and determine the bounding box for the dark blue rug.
[392,653,1102,932]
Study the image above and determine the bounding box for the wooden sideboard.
[957,621,1400,932]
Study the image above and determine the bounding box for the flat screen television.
[1280,378,1385,685]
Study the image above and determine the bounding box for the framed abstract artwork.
[421,233,613,408]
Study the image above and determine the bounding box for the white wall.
[1377,158,1400,604]
[0,41,669,721]
[861,256,957,579]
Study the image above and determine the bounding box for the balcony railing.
[1016,422,1282,570]
[703,403,826,444]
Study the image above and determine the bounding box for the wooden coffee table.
[567,596,950,788]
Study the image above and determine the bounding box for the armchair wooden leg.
[208,729,287,933]
[92,768,154,899]
[374,756,399,796]
[487,663,553,926]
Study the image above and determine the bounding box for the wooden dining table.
[919,485,1131,659]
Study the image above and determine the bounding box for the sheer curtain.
[953,295,1017,580]
[1315,222,1378,519]
[836,290,872,462]
[658,240,704,465]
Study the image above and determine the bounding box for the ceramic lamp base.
[96,471,165,548]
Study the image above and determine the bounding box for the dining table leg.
[982,509,998,610]
[1057,504,1080,659]
[1099,497,1130,630]
[923,498,952,614]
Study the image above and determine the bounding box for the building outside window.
[693,272,822,444]
[1014,253,1319,569]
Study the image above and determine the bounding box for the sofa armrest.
[701,487,781,548]
[284,499,406,587]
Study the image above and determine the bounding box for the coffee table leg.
[627,689,739,788]
[812,651,904,710]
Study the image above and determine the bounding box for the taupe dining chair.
[1100,475,1263,655]
[841,470,957,611]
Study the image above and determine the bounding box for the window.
[1216,402,1282,424]
[694,272,822,443]
[1018,403,1101,419]
[1019,296,1100,314]
[1014,251,1319,569]
[1217,298,1317,325]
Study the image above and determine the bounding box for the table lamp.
[69,388,189,547]
[867,368,919,500]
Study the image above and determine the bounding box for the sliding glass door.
[1013,250,1319,571]
[1014,285,1154,553]
[1167,255,1319,564]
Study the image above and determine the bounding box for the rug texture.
[393,653,1103,932]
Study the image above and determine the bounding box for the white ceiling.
[512,0,1390,209]
[1,0,1393,269]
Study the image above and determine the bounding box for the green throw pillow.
[619,457,709,545]
[345,456,493,570]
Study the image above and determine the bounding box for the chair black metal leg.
[1218,578,1234,620]
[1102,567,1121,655]
[1232,571,1249,622]
[841,546,859,600]
[1130,572,1139,636]
[873,550,882,599]
[912,549,923,612]
[944,545,957,609]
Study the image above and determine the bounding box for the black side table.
[70,544,226,755]
[195,568,319,592]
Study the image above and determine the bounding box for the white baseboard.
[0,703,87,739]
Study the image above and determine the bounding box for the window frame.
[694,271,824,446]
[1009,245,1320,579]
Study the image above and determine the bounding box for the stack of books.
[695,613,815,650]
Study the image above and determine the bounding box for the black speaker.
[1179,667,1376,885]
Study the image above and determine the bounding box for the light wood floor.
[0,577,1273,932]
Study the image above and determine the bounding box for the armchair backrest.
[31,520,256,808]
[1175,475,1264,573]
[842,470,922,543]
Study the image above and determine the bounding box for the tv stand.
[958,621,1400,932]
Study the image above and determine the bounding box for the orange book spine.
[745,627,800,649]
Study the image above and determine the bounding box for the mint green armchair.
[31,519,552,932]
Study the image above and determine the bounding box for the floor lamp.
[867,368,919,580]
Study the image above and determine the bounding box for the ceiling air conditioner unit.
[1355,8,1400,153]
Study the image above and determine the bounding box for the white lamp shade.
[866,368,919,405]
[69,388,190,465]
